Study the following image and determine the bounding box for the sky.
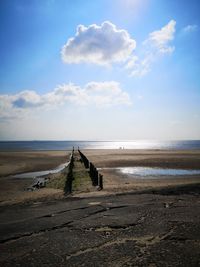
[0,0,200,140]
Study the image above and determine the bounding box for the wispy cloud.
[61,21,136,65]
[144,19,176,54]
[125,53,154,77]
[126,20,176,76]
[182,24,198,33]
[0,82,132,120]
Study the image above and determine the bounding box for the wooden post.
[98,174,103,190]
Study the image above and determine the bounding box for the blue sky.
[0,0,200,140]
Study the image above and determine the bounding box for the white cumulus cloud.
[61,20,176,76]
[50,81,131,107]
[12,90,42,108]
[61,21,136,65]
[0,82,131,119]
[84,81,131,106]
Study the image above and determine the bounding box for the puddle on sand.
[13,161,70,179]
[116,167,200,178]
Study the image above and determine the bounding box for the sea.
[0,140,200,151]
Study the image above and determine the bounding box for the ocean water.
[0,140,200,151]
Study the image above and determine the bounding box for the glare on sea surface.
[98,140,165,149]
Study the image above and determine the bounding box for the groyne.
[78,149,103,190]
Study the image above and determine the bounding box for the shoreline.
[0,149,200,206]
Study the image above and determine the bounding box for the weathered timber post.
[94,167,98,186]
[64,152,74,195]
[78,150,89,168]
[98,174,103,190]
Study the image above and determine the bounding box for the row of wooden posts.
[64,150,74,194]
[78,149,103,190]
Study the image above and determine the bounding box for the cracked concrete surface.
[0,187,200,266]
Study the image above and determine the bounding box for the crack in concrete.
[65,228,176,261]
[0,221,73,244]
[0,205,126,244]
[64,235,154,261]
[39,204,128,220]
[83,223,138,233]
[0,205,129,244]
[39,205,90,218]
[96,223,138,231]
[81,213,147,232]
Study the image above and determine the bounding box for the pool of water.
[13,161,70,179]
[117,167,200,177]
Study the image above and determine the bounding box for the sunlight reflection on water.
[117,167,200,177]
[13,161,69,179]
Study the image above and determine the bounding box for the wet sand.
[81,149,200,194]
[83,149,200,169]
[0,151,70,205]
[0,149,200,205]
[0,151,69,177]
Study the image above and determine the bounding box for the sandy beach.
[83,149,200,169]
[82,149,200,194]
[0,150,69,177]
[0,151,70,205]
[0,149,200,205]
